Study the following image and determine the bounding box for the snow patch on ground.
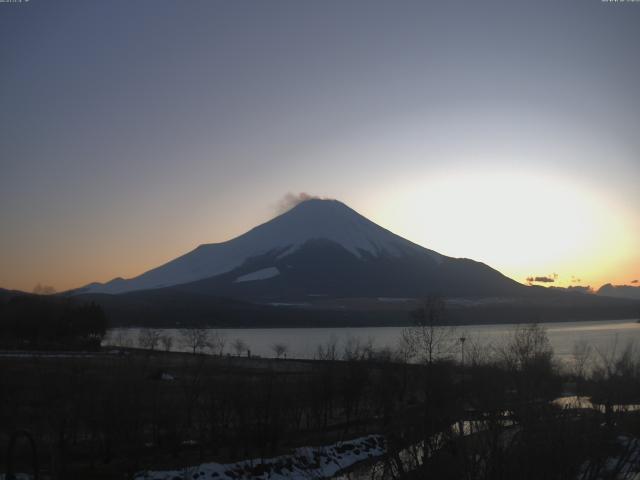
[577,435,640,479]
[235,267,280,283]
[134,434,385,480]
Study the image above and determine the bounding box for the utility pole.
[458,336,467,440]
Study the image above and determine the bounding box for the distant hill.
[598,284,640,301]
[0,287,27,303]
[75,285,640,328]
[0,289,108,350]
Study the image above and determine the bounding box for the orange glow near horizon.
[370,170,639,291]
[1,175,638,294]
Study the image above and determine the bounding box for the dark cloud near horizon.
[527,276,555,283]
[566,285,593,294]
[526,274,558,284]
[632,280,639,284]
[549,285,593,294]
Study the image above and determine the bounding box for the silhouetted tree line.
[0,294,108,350]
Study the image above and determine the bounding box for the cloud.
[275,192,329,214]
[529,276,555,283]
[565,285,593,294]
[526,274,557,285]
[632,279,639,284]
[549,285,593,294]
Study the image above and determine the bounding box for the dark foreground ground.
[2,329,640,480]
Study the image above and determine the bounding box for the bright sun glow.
[373,170,635,288]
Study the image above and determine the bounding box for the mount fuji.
[76,198,524,299]
[65,198,640,326]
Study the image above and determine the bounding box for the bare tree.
[342,336,375,361]
[232,338,247,356]
[463,335,495,367]
[160,335,173,352]
[271,343,288,359]
[138,329,161,351]
[572,339,593,389]
[180,328,210,354]
[591,339,640,416]
[500,323,553,370]
[208,330,226,356]
[316,335,339,361]
[499,323,557,403]
[402,295,454,364]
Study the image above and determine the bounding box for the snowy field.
[133,435,385,480]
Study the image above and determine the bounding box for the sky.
[1,0,639,293]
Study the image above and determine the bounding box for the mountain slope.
[78,199,446,295]
[169,238,524,300]
[75,198,528,301]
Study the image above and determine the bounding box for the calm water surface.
[106,319,640,362]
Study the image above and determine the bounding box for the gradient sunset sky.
[1,0,639,292]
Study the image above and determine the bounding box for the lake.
[105,319,640,363]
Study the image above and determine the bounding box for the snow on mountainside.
[78,199,442,295]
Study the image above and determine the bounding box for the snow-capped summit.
[79,199,442,295]
[237,199,442,260]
